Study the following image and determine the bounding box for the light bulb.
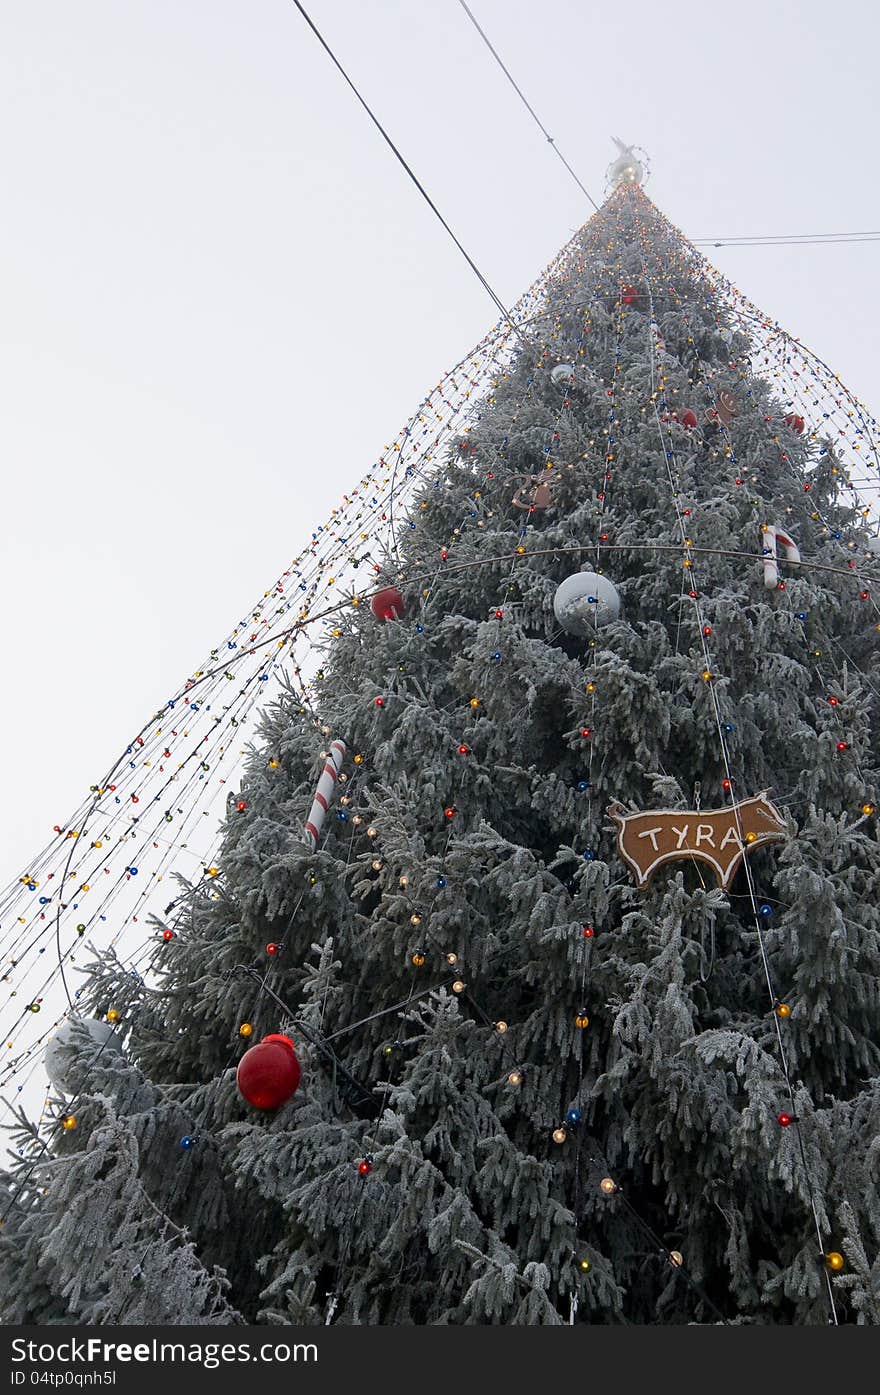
[599,1177,617,1195]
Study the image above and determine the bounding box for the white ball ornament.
[44,1015,121,1093]
[553,571,621,634]
[550,363,576,388]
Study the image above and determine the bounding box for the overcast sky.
[1,0,879,882]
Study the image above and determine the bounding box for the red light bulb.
[266,942,280,956]
[777,1112,793,1127]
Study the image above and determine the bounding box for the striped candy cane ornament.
[303,739,347,851]
[761,525,800,589]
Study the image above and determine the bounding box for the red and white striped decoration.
[761,524,800,589]
[303,739,347,851]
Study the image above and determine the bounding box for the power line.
[694,232,880,249]
[455,0,600,211]
[288,0,522,337]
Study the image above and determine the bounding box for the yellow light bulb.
[62,1115,77,1131]
[552,1127,567,1144]
[239,1023,253,1038]
[825,1252,845,1272]
[599,1177,617,1195]
[507,1069,522,1086]
[495,1020,508,1034]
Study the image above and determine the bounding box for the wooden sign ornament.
[608,791,787,890]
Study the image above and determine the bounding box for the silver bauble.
[550,363,576,388]
[44,1015,121,1093]
[553,571,621,634]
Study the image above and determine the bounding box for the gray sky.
[2,0,879,881]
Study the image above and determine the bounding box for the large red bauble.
[783,414,805,435]
[370,587,405,622]
[680,409,698,429]
[236,1033,301,1110]
[621,284,639,306]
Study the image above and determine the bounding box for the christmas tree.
[3,161,880,1327]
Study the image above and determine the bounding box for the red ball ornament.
[783,414,805,435]
[680,409,698,430]
[236,1033,301,1110]
[621,284,639,306]
[370,587,405,623]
